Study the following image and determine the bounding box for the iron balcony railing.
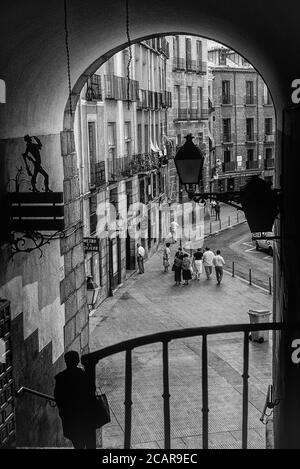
[222,132,234,143]
[90,161,106,188]
[246,160,260,170]
[107,154,162,182]
[223,161,237,172]
[158,37,170,58]
[82,322,294,449]
[104,75,139,102]
[172,57,186,71]
[245,133,257,143]
[86,74,102,101]
[265,158,275,170]
[197,60,207,74]
[221,94,234,105]
[174,109,209,121]
[137,90,171,110]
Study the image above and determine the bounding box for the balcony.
[223,161,236,172]
[208,98,215,113]
[161,90,172,108]
[264,158,275,170]
[174,108,209,121]
[244,95,257,106]
[158,37,170,58]
[137,90,166,110]
[222,133,234,143]
[264,134,275,143]
[221,94,234,105]
[107,154,162,183]
[245,133,257,143]
[104,75,139,102]
[197,60,207,74]
[172,57,186,71]
[246,160,259,170]
[186,58,198,72]
[86,74,102,101]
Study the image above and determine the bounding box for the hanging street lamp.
[86,275,99,308]
[174,134,205,197]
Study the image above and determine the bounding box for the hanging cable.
[126,0,133,110]
[64,0,73,117]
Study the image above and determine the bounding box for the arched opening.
[61,33,278,449]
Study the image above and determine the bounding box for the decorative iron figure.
[22,135,52,192]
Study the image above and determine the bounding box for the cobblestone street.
[90,214,273,449]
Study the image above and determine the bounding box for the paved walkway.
[90,216,272,449]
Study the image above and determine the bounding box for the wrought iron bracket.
[10,230,66,259]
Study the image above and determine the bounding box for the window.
[177,134,182,146]
[224,150,231,163]
[108,122,116,159]
[265,118,273,135]
[89,195,97,235]
[175,85,180,109]
[263,85,272,105]
[155,123,159,145]
[137,124,142,154]
[223,118,231,141]
[196,40,202,62]
[222,81,231,104]
[173,36,180,57]
[88,122,97,186]
[144,124,149,153]
[265,148,272,159]
[247,149,254,161]
[197,87,203,114]
[123,49,130,76]
[186,86,192,111]
[219,50,227,65]
[186,38,192,68]
[246,81,254,104]
[124,122,131,156]
[246,118,254,140]
[107,57,114,75]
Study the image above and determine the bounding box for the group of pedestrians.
[169,245,225,286]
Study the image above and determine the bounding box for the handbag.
[94,389,111,428]
[172,263,176,271]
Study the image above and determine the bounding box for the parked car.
[253,232,274,256]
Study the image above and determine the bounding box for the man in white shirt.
[137,243,145,274]
[170,219,179,244]
[203,247,215,279]
[213,249,226,285]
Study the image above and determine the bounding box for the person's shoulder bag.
[93,386,111,429]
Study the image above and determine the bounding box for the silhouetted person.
[23,134,52,192]
[54,351,95,449]
[215,202,221,220]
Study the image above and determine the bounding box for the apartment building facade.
[74,38,172,308]
[208,46,275,192]
[166,35,211,193]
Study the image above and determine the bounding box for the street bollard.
[269,277,272,295]
[228,216,231,226]
[210,222,212,234]
[237,211,239,223]
[219,219,221,230]
[232,261,235,277]
[249,269,252,286]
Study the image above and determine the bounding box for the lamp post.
[86,275,99,309]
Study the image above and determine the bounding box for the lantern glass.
[174,134,204,187]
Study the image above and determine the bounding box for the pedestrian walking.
[54,351,97,449]
[137,243,145,274]
[193,248,203,281]
[163,242,171,272]
[182,253,192,285]
[215,202,221,221]
[173,247,183,285]
[170,219,179,244]
[210,199,216,216]
[213,249,226,285]
[203,247,215,280]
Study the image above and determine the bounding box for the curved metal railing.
[82,321,296,450]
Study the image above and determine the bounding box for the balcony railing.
[172,57,186,71]
[158,37,170,58]
[82,322,290,449]
[223,161,237,172]
[107,154,162,183]
[208,98,215,113]
[186,58,198,72]
[137,90,169,110]
[264,134,275,143]
[265,158,275,170]
[221,94,234,105]
[197,60,207,74]
[86,74,102,101]
[95,161,106,186]
[244,95,257,105]
[245,133,257,143]
[104,75,139,102]
[222,132,234,143]
[161,90,172,108]
[174,108,209,121]
[246,160,259,170]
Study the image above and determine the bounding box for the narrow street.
[90,220,273,449]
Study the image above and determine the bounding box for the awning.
[150,140,157,152]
